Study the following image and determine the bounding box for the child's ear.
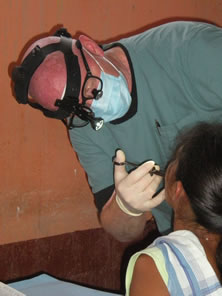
[79,35,104,57]
[168,180,182,203]
[174,181,190,209]
[175,181,184,199]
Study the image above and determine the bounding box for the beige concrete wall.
[1,0,222,244]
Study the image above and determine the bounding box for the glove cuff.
[115,194,143,217]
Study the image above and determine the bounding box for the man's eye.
[92,89,103,100]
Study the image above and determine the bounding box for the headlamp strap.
[12,28,103,130]
[12,35,80,106]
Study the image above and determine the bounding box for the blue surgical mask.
[83,48,131,123]
[91,70,132,123]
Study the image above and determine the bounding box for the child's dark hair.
[171,122,222,281]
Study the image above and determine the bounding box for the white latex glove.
[114,150,165,214]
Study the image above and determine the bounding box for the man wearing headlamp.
[12,21,222,242]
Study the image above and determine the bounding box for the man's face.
[74,41,102,107]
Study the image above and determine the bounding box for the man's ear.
[79,35,104,57]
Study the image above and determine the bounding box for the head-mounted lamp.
[11,28,103,130]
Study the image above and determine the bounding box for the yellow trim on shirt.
[125,246,168,296]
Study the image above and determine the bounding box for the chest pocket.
[156,110,222,162]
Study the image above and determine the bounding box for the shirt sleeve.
[69,124,118,210]
[125,246,168,296]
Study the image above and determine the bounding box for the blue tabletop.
[9,274,122,296]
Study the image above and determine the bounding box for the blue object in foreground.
[9,273,122,296]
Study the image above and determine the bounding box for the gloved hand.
[114,150,165,215]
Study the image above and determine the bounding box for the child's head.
[166,122,222,233]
